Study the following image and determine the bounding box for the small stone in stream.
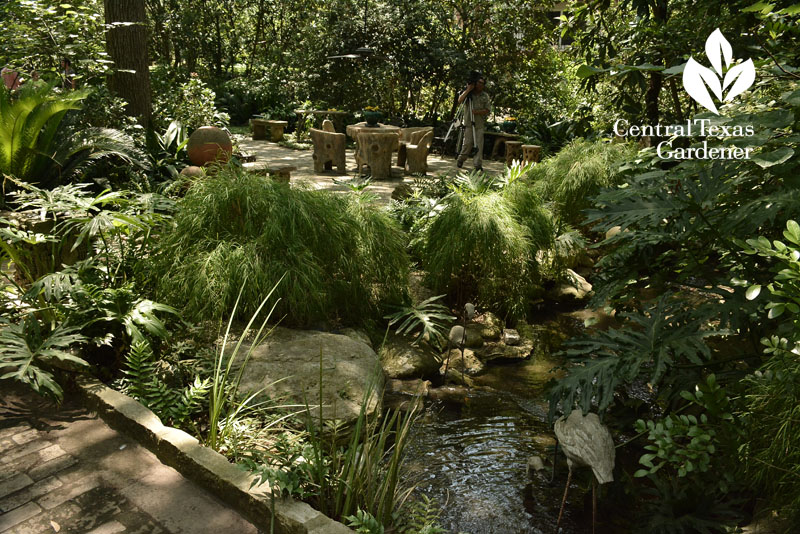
[526,455,546,476]
[502,328,521,346]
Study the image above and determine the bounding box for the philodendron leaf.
[663,63,686,75]
[705,28,733,76]
[751,146,794,168]
[684,58,723,114]
[723,59,756,101]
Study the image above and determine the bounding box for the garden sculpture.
[553,409,615,534]
[442,302,475,385]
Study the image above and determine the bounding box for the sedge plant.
[206,275,284,451]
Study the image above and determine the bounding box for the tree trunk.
[645,0,669,127]
[104,0,152,127]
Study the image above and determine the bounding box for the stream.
[403,313,594,534]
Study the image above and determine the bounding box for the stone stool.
[505,141,523,166]
[251,118,268,140]
[521,145,542,165]
[264,120,288,142]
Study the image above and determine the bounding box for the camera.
[467,70,483,85]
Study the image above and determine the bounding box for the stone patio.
[235,136,505,205]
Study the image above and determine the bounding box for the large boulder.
[380,335,441,379]
[236,328,383,425]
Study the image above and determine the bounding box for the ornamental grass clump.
[528,138,637,225]
[421,177,555,319]
[152,166,409,326]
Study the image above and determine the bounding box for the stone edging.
[75,376,354,534]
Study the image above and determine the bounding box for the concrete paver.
[0,385,259,534]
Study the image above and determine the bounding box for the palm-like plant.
[0,84,87,186]
[0,84,149,199]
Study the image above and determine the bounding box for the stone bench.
[242,162,297,182]
[251,119,288,142]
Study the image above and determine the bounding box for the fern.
[397,495,448,534]
[120,341,211,428]
[345,509,385,534]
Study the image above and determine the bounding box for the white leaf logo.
[682,29,756,114]
[723,59,756,101]
[705,28,732,77]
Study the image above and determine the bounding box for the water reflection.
[403,316,588,534]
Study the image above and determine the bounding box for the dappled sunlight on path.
[235,135,505,205]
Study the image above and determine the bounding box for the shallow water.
[403,314,593,534]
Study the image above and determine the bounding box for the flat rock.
[384,379,430,410]
[380,334,441,379]
[236,327,383,425]
[427,385,472,402]
[439,369,475,388]
[478,339,534,362]
[385,378,430,397]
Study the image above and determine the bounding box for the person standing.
[61,58,76,90]
[456,75,490,171]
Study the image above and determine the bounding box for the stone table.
[346,122,402,179]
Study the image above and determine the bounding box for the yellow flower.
[364,106,380,112]
[505,116,517,121]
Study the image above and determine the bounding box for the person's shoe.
[456,160,463,168]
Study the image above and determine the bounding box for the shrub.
[528,138,636,226]
[151,71,230,131]
[736,220,800,531]
[152,166,409,326]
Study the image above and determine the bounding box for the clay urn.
[187,126,232,166]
